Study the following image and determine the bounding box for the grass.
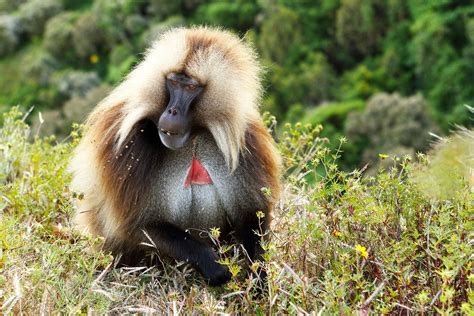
[1,108,473,314]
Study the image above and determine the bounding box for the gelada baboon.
[70,27,281,286]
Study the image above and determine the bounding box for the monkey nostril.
[168,109,172,114]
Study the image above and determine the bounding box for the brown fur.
[69,27,281,276]
[243,119,281,208]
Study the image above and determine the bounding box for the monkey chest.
[148,140,242,230]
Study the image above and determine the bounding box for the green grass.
[1,108,473,314]
[302,100,366,127]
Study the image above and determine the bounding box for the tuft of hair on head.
[97,26,264,171]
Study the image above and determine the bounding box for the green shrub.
[43,12,78,63]
[29,109,67,138]
[193,1,259,30]
[258,5,303,65]
[304,100,366,127]
[335,0,386,60]
[17,0,63,37]
[22,51,59,85]
[0,0,27,12]
[107,56,137,83]
[92,0,128,46]
[146,0,182,19]
[299,52,337,105]
[139,15,185,49]
[409,9,474,126]
[345,93,440,168]
[72,12,105,61]
[109,44,133,66]
[60,0,93,10]
[124,14,148,36]
[62,84,110,123]
[340,64,381,101]
[53,70,100,98]
[0,15,21,57]
[30,83,111,137]
[412,128,474,200]
[284,103,305,123]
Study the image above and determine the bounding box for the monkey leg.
[140,222,231,286]
[231,212,269,283]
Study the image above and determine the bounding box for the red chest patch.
[184,157,213,187]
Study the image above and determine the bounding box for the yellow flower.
[90,54,99,64]
[210,227,220,239]
[378,153,389,160]
[355,244,368,258]
[333,230,342,237]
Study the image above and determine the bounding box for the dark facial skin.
[158,73,204,150]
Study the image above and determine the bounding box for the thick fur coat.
[69,27,281,271]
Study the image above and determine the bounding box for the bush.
[72,12,105,60]
[412,128,474,200]
[146,0,182,19]
[345,93,440,168]
[92,0,128,46]
[340,64,381,101]
[0,15,21,57]
[0,0,27,12]
[62,84,111,123]
[258,5,303,65]
[304,100,366,127]
[107,56,137,83]
[53,70,100,98]
[30,109,67,138]
[335,0,386,60]
[17,0,63,37]
[22,51,59,85]
[300,52,337,105]
[31,84,111,137]
[193,1,259,30]
[43,12,78,63]
[139,16,185,49]
[124,14,148,36]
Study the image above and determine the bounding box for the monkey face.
[158,72,204,150]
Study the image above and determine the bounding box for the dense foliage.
[0,0,472,169]
[1,109,472,314]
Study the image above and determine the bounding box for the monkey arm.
[139,222,231,286]
[231,211,268,262]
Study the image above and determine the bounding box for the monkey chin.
[158,129,192,150]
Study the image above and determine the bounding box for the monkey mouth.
[158,128,191,150]
[159,128,180,136]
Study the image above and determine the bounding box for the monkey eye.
[170,79,178,86]
[186,84,197,91]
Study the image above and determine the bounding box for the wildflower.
[90,54,99,64]
[378,153,389,160]
[355,244,368,258]
[333,230,342,237]
[210,227,220,239]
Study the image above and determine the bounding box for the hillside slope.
[1,108,472,314]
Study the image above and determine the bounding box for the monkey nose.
[168,108,178,116]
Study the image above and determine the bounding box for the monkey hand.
[196,250,232,286]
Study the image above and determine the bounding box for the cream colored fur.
[69,27,264,238]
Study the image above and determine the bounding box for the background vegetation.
[0,0,473,169]
[1,0,473,313]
